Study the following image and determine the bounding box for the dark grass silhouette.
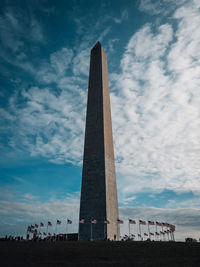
[1,241,200,267]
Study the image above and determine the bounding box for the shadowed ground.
[1,241,199,266]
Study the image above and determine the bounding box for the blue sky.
[0,0,200,241]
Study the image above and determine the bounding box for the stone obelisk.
[79,42,119,241]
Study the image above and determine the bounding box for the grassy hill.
[1,240,199,266]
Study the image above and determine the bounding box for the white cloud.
[110,0,200,196]
[36,47,74,83]
[138,0,187,16]
[50,48,73,76]
[166,196,200,209]
[120,195,137,205]
[138,0,164,15]
[72,49,90,76]
[23,193,38,200]
[8,85,86,165]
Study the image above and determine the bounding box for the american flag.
[156,221,162,226]
[79,219,84,224]
[170,224,175,231]
[139,220,146,225]
[48,233,51,236]
[40,222,44,227]
[148,221,155,225]
[144,233,148,236]
[31,225,35,229]
[35,224,39,228]
[57,220,61,225]
[48,221,52,226]
[155,232,160,235]
[117,219,124,224]
[138,234,141,237]
[104,219,110,224]
[91,219,97,224]
[160,231,164,234]
[67,219,72,224]
[129,219,136,224]
[131,234,135,237]
[150,232,154,236]
[43,232,47,236]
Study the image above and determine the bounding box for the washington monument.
[79,42,119,240]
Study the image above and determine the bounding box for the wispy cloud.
[107,38,120,53]
[12,176,26,183]
[121,195,137,205]
[23,193,39,200]
[113,10,128,24]
[37,47,74,83]
[138,0,187,16]
[0,7,44,74]
[8,84,85,164]
[138,0,164,15]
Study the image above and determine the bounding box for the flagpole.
[66,219,68,240]
[46,224,48,235]
[78,220,80,241]
[128,220,130,238]
[172,231,175,241]
[91,220,93,241]
[55,221,57,235]
[117,220,119,241]
[155,224,157,241]
[139,220,141,241]
[148,223,151,241]
[104,218,105,240]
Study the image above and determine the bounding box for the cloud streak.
[0,7,44,74]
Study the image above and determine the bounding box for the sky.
[0,0,200,241]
